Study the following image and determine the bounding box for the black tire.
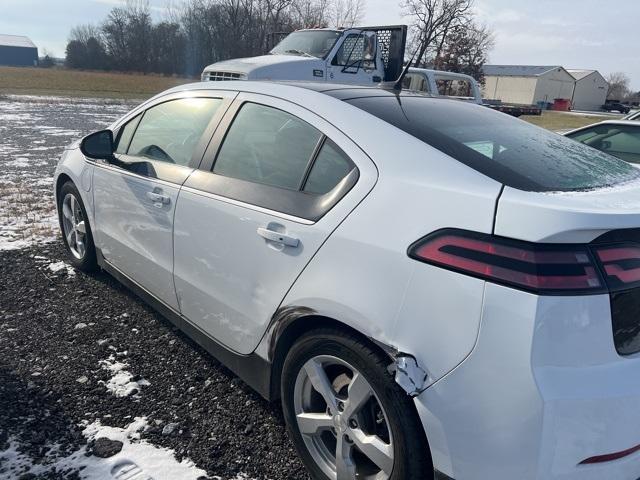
[57,181,98,272]
[281,328,433,480]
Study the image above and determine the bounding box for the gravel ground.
[0,243,308,479]
[0,95,309,480]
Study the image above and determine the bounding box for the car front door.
[92,93,233,310]
[172,93,377,354]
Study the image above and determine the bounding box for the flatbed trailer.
[483,99,542,117]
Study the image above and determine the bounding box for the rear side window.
[567,124,640,164]
[213,103,322,190]
[346,96,640,191]
[304,140,353,194]
[127,98,222,166]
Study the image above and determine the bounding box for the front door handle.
[257,227,299,247]
[146,191,170,205]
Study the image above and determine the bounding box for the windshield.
[271,30,342,59]
[346,96,640,192]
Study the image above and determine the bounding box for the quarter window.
[304,140,353,194]
[213,103,322,190]
[127,98,223,166]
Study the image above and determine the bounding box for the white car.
[55,81,640,480]
[565,120,640,164]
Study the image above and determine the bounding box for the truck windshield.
[346,95,640,192]
[271,31,342,59]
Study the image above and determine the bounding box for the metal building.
[482,65,575,106]
[567,69,608,111]
[0,34,38,67]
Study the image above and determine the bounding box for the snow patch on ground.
[0,95,134,252]
[0,418,209,480]
[48,260,76,276]
[99,355,150,398]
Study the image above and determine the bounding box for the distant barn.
[566,69,608,112]
[0,34,38,67]
[482,65,575,107]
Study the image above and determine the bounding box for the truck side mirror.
[80,130,115,161]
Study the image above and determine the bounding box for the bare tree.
[291,0,331,27]
[434,20,493,82]
[606,72,631,100]
[66,0,347,75]
[331,0,365,28]
[400,0,473,66]
[69,24,103,44]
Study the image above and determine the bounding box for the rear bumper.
[415,282,640,480]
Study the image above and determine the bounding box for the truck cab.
[201,26,407,86]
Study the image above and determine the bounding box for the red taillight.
[408,230,605,294]
[594,244,640,291]
[579,442,640,464]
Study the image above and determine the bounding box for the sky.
[1,0,638,90]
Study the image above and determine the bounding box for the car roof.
[164,80,437,102]
[277,81,436,100]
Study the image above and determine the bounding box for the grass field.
[0,66,193,99]
[521,110,622,131]
[0,66,628,130]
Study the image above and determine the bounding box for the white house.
[482,65,576,106]
[567,69,608,111]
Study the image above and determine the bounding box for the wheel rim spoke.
[303,359,339,412]
[70,195,78,219]
[75,220,86,234]
[351,429,394,475]
[66,229,75,246]
[62,203,73,222]
[344,372,372,417]
[296,412,333,436]
[335,434,356,479]
[76,237,85,256]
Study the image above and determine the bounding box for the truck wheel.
[281,328,433,480]
[58,181,97,272]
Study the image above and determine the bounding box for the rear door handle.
[257,227,299,247]
[146,191,170,205]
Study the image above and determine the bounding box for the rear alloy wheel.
[282,329,433,480]
[58,181,97,271]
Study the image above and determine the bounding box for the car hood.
[202,54,325,80]
[495,181,640,243]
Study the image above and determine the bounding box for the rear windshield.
[346,96,640,191]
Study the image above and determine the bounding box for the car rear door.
[173,93,377,354]
[92,92,234,310]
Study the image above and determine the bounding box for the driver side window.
[125,98,223,166]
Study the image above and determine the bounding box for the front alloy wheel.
[58,181,97,271]
[61,193,87,259]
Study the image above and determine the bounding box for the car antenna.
[380,49,418,92]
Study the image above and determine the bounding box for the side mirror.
[80,130,114,161]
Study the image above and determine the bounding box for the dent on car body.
[268,306,430,396]
[371,338,430,396]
